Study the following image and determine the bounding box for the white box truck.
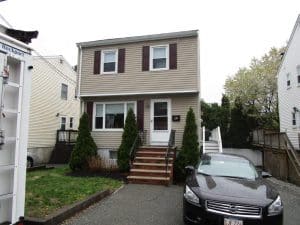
[0,31,33,225]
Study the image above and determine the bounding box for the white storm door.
[150,99,171,146]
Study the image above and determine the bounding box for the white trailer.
[0,32,33,225]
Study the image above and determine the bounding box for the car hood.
[190,174,278,207]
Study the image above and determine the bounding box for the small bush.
[87,155,102,172]
[117,108,138,172]
[175,108,199,181]
[69,113,97,171]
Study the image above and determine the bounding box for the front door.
[150,99,171,146]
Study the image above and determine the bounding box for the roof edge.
[77,30,198,48]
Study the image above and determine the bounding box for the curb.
[24,189,112,225]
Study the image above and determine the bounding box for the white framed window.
[60,117,66,130]
[292,112,296,126]
[297,65,300,85]
[101,49,118,74]
[150,45,169,71]
[93,101,136,131]
[287,73,291,88]
[70,117,74,129]
[61,83,68,100]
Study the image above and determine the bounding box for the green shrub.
[69,113,97,171]
[175,108,199,181]
[117,108,138,172]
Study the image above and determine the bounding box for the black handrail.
[165,130,176,177]
[129,130,145,165]
[56,129,78,144]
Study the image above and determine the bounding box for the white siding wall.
[278,19,300,150]
[28,56,80,161]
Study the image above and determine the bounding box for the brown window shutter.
[93,51,101,74]
[142,46,149,71]
[137,100,144,131]
[118,48,125,73]
[169,43,177,70]
[86,102,93,130]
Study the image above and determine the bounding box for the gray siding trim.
[77,30,198,48]
[80,90,199,97]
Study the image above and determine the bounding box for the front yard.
[25,167,123,218]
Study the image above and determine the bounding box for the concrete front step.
[127,175,170,185]
[130,169,171,177]
[132,162,172,170]
[134,157,173,163]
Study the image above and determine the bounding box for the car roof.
[202,153,252,164]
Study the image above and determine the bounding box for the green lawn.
[25,167,122,218]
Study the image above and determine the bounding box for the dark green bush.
[69,113,97,171]
[117,108,138,172]
[175,108,199,181]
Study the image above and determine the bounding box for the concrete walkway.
[62,184,184,225]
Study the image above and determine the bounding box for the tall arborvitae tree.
[228,98,250,147]
[220,94,230,146]
[117,108,138,172]
[175,108,199,180]
[69,113,97,171]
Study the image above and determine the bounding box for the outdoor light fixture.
[293,107,299,112]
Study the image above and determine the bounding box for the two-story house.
[28,56,80,164]
[77,30,200,169]
[278,15,300,150]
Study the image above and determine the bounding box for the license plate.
[224,218,243,225]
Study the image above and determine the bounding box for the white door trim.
[150,98,171,146]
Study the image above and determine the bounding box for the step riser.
[132,165,172,170]
[134,159,172,163]
[136,153,167,157]
[130,171,170,177]
[128,178,169,185]
[139,148,169,152]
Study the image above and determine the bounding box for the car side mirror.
[185,165,195,175]
[261,171,272,178]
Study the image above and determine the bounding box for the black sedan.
[183,153,283,225]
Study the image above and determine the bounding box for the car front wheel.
[27,157,33,168]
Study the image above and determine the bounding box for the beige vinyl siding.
[28,56,80,148]
[80,36,198,95]
[85,93,199,149]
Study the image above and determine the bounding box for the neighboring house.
[28,56,80,163]
[77,30,200,167]
[278,14,300,150]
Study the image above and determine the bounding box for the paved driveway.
[62,184,184,225]
[62,179,300,225]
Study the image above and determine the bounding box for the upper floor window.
[150,45,169,71]
[297,65,300,85]
[61,84,68,100]
[101,50,118,74]
[287,73,291,88]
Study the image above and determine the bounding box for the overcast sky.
[0,0,299,103]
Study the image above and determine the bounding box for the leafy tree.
[201,100,221,130]
[175,108,199,180]
[228,98,250,147]
[220,94,230,146]
[69,113,97,171]
[224,47,284,130]
[117,108,138,172]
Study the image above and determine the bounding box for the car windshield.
[197,154,258,180]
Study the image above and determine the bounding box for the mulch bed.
[66,170,128,182]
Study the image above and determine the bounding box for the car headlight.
[184,185,199,204]
[268,195,283,216]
